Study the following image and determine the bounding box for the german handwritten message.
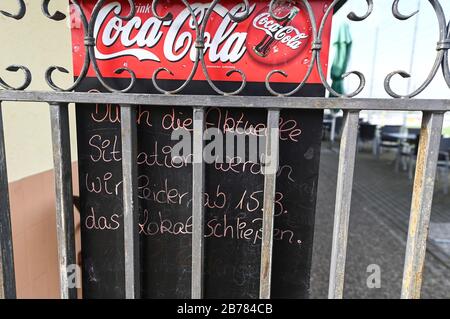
[76,92,322,298]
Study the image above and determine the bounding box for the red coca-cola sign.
[70,0,332,83]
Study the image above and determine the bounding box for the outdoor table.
[380,132,419,171]
[382,132,418,142]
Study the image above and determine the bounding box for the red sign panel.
[70,0,332,84]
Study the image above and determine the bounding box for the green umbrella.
[330,23,352,96]
[328,23,352,143]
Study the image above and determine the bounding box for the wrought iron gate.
[1,0,450,299]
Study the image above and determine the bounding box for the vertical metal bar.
[120,104,140,299]
[49,102,76,299]
[192,107,205,299]
[0,102,16,299]
[259,109,280,299]
[401,111,444,299]
[328,110,360,299]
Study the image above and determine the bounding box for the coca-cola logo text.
[94,2,256,63]
[252,12,308,50]
[246,4,311,65]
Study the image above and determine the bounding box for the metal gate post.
[192,107,205,299]
[49,102,77,299]
[0,102,16,299]
[259,109,280,299]
[328,110,360,299]
[401,111,444,299]
[120,104,140,299]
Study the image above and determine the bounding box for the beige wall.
[1,0,77,182]
[9,165,81,298]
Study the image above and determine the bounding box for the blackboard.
[76,78,324,298]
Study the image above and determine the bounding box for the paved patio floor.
[310,144,450,299]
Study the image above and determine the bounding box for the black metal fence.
[1,0,450,299]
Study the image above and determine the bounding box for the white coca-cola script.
[93,2,256,63]
[252,12,308,50]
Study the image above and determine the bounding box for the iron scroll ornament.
[0,0,31,91]
[442,20,450,88]
[265,0,372,97]
[151,0,251,95]
[0,0,26,20]
[43,0,137,93]
[384,0,449,99]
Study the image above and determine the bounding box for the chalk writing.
[85,207,121,231]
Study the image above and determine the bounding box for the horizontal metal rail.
[0,91,450,111]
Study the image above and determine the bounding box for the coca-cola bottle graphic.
[253,5,300,58]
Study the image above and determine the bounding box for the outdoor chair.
[358,123,377,153]
[437,138,450,194]
[334,116,343,140]
[375,125,402,158]
[395,128,421,172]
[407,127,421,136]
[408,136,450,194]
[322,113,333,140]
[327,116,343,150]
